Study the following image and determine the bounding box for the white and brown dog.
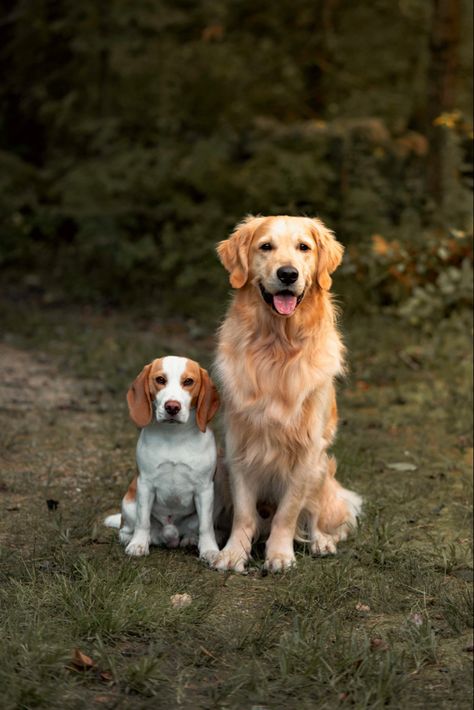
[105,356,221,563]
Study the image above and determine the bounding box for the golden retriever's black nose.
[277,266,299,285]
[165,401,181,416]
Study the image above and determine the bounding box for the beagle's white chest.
[136,419,217,520]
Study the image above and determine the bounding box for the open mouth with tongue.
[259,284,304,316]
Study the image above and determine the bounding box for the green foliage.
[0,0,472,317]
[346,223,473,321]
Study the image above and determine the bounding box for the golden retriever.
[211,215,362,572]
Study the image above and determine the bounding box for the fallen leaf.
[386,462,418,472]
[170,593,192,609]
[71,648,95,670]
[355,602,370,613]
[371,637,389,651]
[99,671,113,683]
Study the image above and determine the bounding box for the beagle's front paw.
[211,545,249,573]
[199,547,220,565]
[125,533,150,557]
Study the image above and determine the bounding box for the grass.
[0,292,472,709]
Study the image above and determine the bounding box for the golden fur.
[211,215,362,573]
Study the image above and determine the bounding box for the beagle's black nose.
[277,266,299,285]
[165,401,181,416]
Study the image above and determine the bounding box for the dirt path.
[0,343,133,549]
[0,343,79,412]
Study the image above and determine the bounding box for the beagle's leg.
[125,480,154,557]
[119,496,136,545]
[118,474,138,545]
[194,483,219,564]
[211,469,258,573]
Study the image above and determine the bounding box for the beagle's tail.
[104,513,121,529]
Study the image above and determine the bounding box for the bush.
[0,0,472,319]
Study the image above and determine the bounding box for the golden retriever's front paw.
[311,531,337,556]
[264,552,296,573]
[211,547,249,573]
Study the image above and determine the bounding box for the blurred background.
[0,0,472,323]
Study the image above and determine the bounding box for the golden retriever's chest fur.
[215,290,344,475]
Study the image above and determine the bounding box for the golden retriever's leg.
[211,470,258,573]
[264,478,307,573]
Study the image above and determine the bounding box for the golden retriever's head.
[217,216,344,317]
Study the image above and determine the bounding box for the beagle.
[104,356,221,563]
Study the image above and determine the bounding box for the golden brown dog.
[211,215,362,573]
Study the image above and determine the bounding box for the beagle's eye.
[155,376,166,385]
[259,243,273,251]
[299,243,311,251]
[183,378,194,387]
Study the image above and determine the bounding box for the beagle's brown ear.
[127,364,153,428]
[217,216,265,288]
[311,218,344,291]
[196,368,219,433]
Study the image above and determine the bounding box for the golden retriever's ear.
[196,368,219,433]
[217,216,264,288]
[127,364,153,428]
[311,218,344,290]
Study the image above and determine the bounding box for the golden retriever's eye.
[259,243,273,251]
[299,243,311,251]
[183,378,194,387]
[155,376,166,385]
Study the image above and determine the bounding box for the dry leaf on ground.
[387,462,418,472]
[170,593,192,608]
[71,649,95,670]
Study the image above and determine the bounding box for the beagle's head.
[126,356,219,432]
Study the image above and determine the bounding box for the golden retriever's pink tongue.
[273,294,297,315]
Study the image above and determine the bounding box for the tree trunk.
[427,0,461,204]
